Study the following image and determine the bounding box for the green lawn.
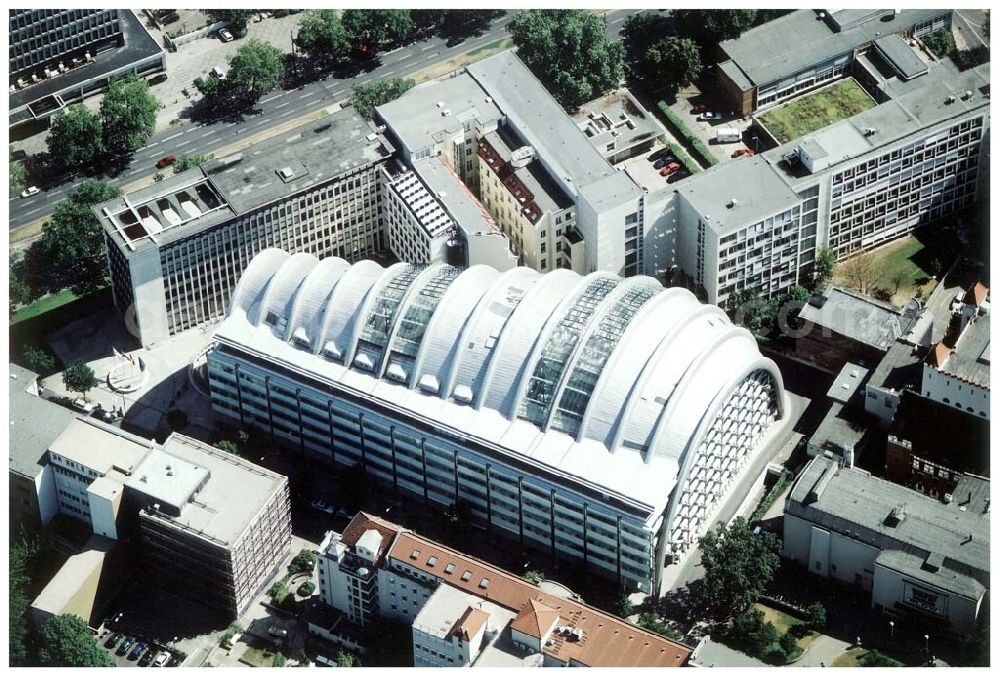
[752,602,821,655]
[467,37,513,58]
[833,233,952,306]
[832,648,904,667]
[239,637,283,668]
[759,79,875,144]
[10,288,87,325]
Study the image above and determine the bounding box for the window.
[410,549,421,560]
[444,563,455,574]
[479,578,491,589]
[460,570,473,582]
[427,556,438,567]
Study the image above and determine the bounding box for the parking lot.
[95,629,182,668]
[621,146,689,191]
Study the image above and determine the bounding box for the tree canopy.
[335,650,359,667]
[297,10,351,59]
[100,74,158,159]
[10,537,37,666]
[173,154,213,173]
[10,150,28,193]
[47,106,105,170]
[699,517,781,616]
[208,9,254,38]
[227,39,286,103]
[673,9,758,51]
[349,78,415,119]
[813,245,836,290]
[342,9,415,47]
[38,614,115,667]
[644,37,703,91]
[63,361,99,401]
[508,10,625,110]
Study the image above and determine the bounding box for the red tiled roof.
[386,531,691,667]
[453,606,490,642]
[963,281,989,308]
[925,342,952,368]
[510,598,560,639]
[340,512,400,564]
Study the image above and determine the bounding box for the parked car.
[71,398,97,414]
[153,652,171,667]
[690,103,709,114]
[310,499,334,515]
[218,28,234,42]
[267,626,288,638]
[335,507,352,518]
[731,148,755,158]
[139,649,157,667]
[116,636,135,656]
[20,186,39,198]
[210,66,227,81]
[160,12,179,25]
[653,156,675,170]
[659,162,682,177]
[128,642,148,661]
[698,111,723,121]
[156,155,177,169]
[667,169,690,183]
[105,632,123,649]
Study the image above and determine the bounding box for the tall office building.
[206,249,788,593]
[9,10,164,127]
[95,108,394,346]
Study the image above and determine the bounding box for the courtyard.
[757,78,876,144]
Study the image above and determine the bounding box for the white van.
[715,127,742,143]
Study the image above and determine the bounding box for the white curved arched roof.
[216,250,785,512]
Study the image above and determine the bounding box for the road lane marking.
[23,207,42,216]
[397,52,413,61]
[421,44,435,51]
[279,108,296,117]
[176,140,192,148]
[384,68,398,76]
[260,93,284,104]
[146,142,160,149]
[200,129,217,138]
[299,90,317,99]
[163,132,184,142]
[274,101,291,109]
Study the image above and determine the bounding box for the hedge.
[668,142,701,175]
[657,101,718,168]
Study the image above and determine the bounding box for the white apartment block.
[316,513,692,667]
[96,107,394,346]
[383,160,454,265]
[669,59,988,306]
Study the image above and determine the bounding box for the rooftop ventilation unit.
[962,89,974,100]
[946,95,956,104]
[863,127,877,137]
[277,166,295,182]
[727,198,739,209]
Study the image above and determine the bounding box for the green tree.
[644,37,703,91]
[63,361,99,401]
[813,245,836,290]
[10,251,32,309]
[214,439,239,455]
[726,287,776,335]
[208,10,254,38]
[779,631,799,658]
[335,650,359,667]
[921,29,956,59]
[509,10,625,110]
[38,614,115,667]
[32,180,120,295]
[615,592,634,618]
[673,9,758,51]
[193,73,225,100]
[349,78,415,119]
[101,74,158,158]
[699,517,781,616]
[173,154,213,173]
[228,39,286,104]
[806,602,827,630]
[23,345,56,374]
[10,537,38,666]
[288,549,317,574]
[342,9,414,47]
[10,150,28,193]
[297,10,351,59]
[859,649,900,667]
[621,14,672,66]
[724,608,779,658]
[269,578,290,604]
[297,581,316,597]
[272,652,287,667]
[522,569,544,584]
[47,106,105,169]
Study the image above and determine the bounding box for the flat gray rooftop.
[809,402,866,457]
[9,364,76,479]
[676,155,803,235]
[940,316,990,388]
[867,340,923,393]
[721,9,951,88]
[205,108,393,215]
[799,286,919,351]
[376,71,502,156]
[413,157,500,238]
[126,446,210,512]
[874,34,928,81]
[827,362,869,404]
[572,89,664,161]
[50,417,153,475]
[788,455,989,578]
[467,51,618,191]
[137,434,287,547]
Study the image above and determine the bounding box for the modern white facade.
[207,249,786,592]
[921,286,990,419]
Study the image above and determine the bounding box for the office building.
[317,513,693,667]
[784,455,989,633]
[95,108,394,346]
[8,364,76,535]
[921,282,990,419]
[9,10,165,127]
[673,56,988,305]
[125,434,292,618]
[207,248,788,592]
[717,9,952,115]
[378,52,648,278]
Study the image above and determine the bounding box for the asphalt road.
[9,9,648,232]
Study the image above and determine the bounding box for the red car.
[659,162,682,176]
[156,155,177,169]
[690,103,709,114]
[732,148,756,158]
